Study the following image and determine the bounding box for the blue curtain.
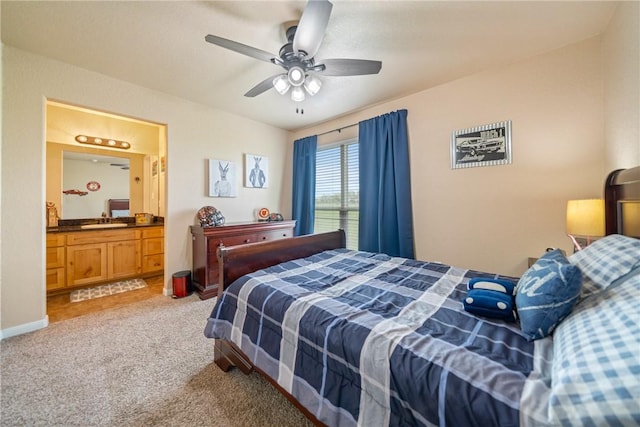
[358,109,415,258]
[292,135,317,236]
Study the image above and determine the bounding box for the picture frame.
[208,159,237,197]
[451,120,512,169]
[244,154,268,188]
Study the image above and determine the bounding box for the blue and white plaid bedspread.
[204,249,547,427]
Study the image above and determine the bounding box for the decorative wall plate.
[257,207,270,220]
[86,181,101,191]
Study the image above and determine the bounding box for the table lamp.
[566,199,605,251]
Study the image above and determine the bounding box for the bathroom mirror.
[62,152,131,219]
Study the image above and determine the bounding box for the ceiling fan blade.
[319,58,382,76]
[205,34,276,64]
[244,74,283,97]
[293,0,333,58]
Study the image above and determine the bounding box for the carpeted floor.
[0,294,313,427]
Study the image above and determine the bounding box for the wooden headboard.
[605,166,640,237]
[108,198,129,217]
[217,230,346,292]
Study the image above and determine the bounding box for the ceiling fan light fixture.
[273,75,290,95]
[291,86,306,102]
[304,75,322,96]
[287,66,305,86]
[205,0,382,105]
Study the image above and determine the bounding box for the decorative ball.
[197,206,225,227]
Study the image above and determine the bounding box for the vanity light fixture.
[75,135,131,150]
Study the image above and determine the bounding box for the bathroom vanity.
[46,222,164,293]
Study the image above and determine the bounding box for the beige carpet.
[0,294,313,427]
[70,278,148,302]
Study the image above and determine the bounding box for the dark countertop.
[47,217,164,233]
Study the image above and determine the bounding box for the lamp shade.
[290,86,305,102]
[566,199,605,237]
[272,75,290,95]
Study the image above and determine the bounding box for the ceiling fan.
[205,0,382,102]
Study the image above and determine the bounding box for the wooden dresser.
[190,220,296,299]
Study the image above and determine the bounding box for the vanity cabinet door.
[46,234,66,291]
[67,243,108,286]
[142,238,164,273]
[141,227,164,274]
[108,240,142,280]
[46,268,66,291]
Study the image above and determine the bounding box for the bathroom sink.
[80,223,129,229]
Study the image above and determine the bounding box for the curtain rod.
[316,122,358,137]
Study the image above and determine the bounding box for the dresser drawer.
[256,229,293,242]
[208,233,257,250]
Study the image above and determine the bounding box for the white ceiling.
[1,1,617,131]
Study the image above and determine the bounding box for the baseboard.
[0,316,49,340]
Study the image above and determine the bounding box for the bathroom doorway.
[45,100,168,321]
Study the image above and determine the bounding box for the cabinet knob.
[262,236,267,240]
[244,239,250,243]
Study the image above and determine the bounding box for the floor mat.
[70,278,147,303]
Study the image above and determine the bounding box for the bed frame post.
[604,167,640,236]
[214,340,254,374]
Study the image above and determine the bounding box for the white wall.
[0,9,4,332]
[291,37,606,277]
[603,1,640,170]
[1,46,288,335]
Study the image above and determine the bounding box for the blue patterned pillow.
[568,234,640,297]
[516,250,582,341]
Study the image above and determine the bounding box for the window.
[315,139,359,249]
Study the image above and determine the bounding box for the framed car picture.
[451,120,512,169]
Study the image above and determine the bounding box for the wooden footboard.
[213,231,343,427]
[217,230,346,292]
[214,338,327,427]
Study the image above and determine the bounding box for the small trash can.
[172,270,191,299]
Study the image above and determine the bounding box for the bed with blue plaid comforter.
[205,249,551,426]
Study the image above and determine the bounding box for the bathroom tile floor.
[47,274,165,323]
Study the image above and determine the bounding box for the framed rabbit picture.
[208,159,237,197]
[244,154,269,188]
